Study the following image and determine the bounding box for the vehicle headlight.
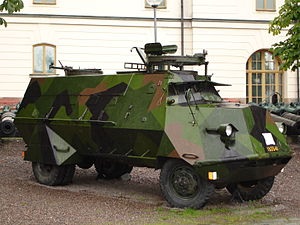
[225,125,233,136]
[276,122,286,134]
[217,124,235,137]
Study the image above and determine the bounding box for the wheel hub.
[171,168,198,198]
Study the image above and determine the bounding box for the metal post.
[179,0,184,70]
[153,5,158,43]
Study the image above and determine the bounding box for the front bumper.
[194,156,292,187]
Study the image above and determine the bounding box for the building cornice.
[0,13,272,24]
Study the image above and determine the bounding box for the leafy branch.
[269,0,300,71]
[0,0,24,27]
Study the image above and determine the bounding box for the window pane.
[252,73,256,84]
[279,86,282,95]
[265,52,273,61]
[266,73,269,84]
[257,62,262,70]
[258,85,262,96]
[257,73,262,84]
[278,73,283,85]
[257,52,261,60]
[258,98,262,103]
[266,73,275,84]
[266,86,271,97]
[253,98,257,103]
[252,62,257,70]
[256,0,264,9]
[266,0,275,9]
[252,86,257,96]
[266,85,275,97]
[45,46,55,73]
[265,52,275,70]
[271,85,275,94]
[33,46,43,73]
[265,62,275,70]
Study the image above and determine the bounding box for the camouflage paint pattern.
[15,71,293,186]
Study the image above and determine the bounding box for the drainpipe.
[180,0,184,71]
[181,0,184,56]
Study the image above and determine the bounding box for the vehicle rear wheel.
[94,159,133,179]
[32,162,75,186]
[226,176,275,201]
[160,159,214,209]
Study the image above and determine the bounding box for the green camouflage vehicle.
[15,43,292,209]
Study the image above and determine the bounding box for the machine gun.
[50,61,103,76]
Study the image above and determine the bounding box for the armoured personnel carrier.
[15,43,292,209]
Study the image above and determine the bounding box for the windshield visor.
[168,81,223,104]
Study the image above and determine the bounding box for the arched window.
[33,43,56,74]
[246,50,283,103]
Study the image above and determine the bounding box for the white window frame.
[32,43,56,75]
[33,0,56,5]
[256,0,276,11]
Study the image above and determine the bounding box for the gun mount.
[50,61,103,76]
[125,43,208,73]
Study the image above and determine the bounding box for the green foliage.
[151,206,275,225]
[0,0,24,27]
[269,0,300,71]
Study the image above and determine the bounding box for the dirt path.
[0,139,299,225]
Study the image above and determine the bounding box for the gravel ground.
[0,139,299,225]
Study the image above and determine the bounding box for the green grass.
[146,205,275,225]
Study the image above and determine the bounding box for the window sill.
[33,2,56,5]
[256,9,276,12]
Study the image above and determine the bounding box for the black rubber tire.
[160,159,214,209]
[94,159,133,179]
[32,162,75,186]
[226,176,275,201]
[61,164,76,185]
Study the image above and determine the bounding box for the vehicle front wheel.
[32,162,75,186]
[160,159,214,209]
[226,176,275,201]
